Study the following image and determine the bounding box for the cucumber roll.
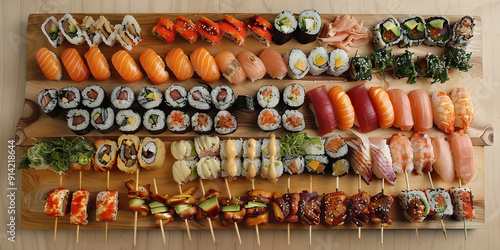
[41,16,64,48]
[308,47,329,75]
[448,15,475,48]
[284,49,309,79]
[167,110,190,134]
[273,10,297,45]
[138,87,163,110]
[327,49,349,76]
[283,83,305,109]
[372,16,403,48]
[257,108,281,132]
[369,48,393,74]
[211,85,235,111]
[295,9,321,44]
[165,85,188,109]
[111,86,136,110]
[393,50,417,84]
[214,110,237,135]
[38,89,62,117]
[257,85,280,109]
[282,110,305,132]
[399,16,427,47]
[82,85,108,109]
[58,86,81,110]
[91,107,115,134]
[58,13,85,45]
[143,109,166,134]
[191,112,213,135]
[236,95,256,111]
[188,86,212,111]
[304,155,328,174]
[116,109,142,134]
[67,109,91,135]
[423,16,451,46]
[349,54,372,81]
[417,53,449,84]
[283,156,304,175]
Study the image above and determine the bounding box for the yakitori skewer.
[224,178,242,245]
[152,178,167,245]
[133,169,140,246]
[198,178,216,243]
[178,184,193,241]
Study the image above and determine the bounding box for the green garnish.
[279,132,322,157]
[445,47,472,72]
[418,54,449,84]
[393,50,417,84]
[370,48,393,74]
[350,52,372,81]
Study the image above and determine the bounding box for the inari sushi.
[36,47,62,81]
[117,134,140,174]
[112,50,143,82]
[218,15,247,46]
[190,47,220,83]
[165,48,194,81]
[174,16,198,44]
[81,16,102,47]
[115,15,142,51]
[195,16,222,46]
[259,47,288,80]
[61,48,90,82]
[95,16,117,47]
[84,46,110,81]
[138,137,166,170]
[41,16,64,48]
[140,48,169,85]
[215,50,247,84]
[58,13,85,45]
[284,49,309,79]
[245,15,273,46]
[152,17,177,44]
[93,139,117,172]
[238,50,266,82]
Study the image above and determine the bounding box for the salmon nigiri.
[61,48,90,82]
[368,87,394,128]
[449,132,474,184]
[389,133,414,173]
[408,89,433,132]
[190,47,220,83]
[450,88,474,133]
[36,47,62,81]
[165,48,194,81]
[84,46,110,81]
[431,134,455,183]
[111,50,143,82]
[328,86,355,131]
[238,50,266,82]
[409,132,435,175]
[140,48,169,84]
[259,47,288,80]
[387,89,414,131]
[214,50,246,84]
[431,91,455,134]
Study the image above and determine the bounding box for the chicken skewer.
[198,178,216,243]
[224,178,242,244]
[177,184,193,241]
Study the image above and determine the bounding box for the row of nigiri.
[307,83,473,136]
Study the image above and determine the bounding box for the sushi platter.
[20,12,489,234]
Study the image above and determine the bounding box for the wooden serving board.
[20,13,489,231]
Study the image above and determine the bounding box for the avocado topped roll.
[58,13,85,45]
[448,15,475,48]
[399,16,427,47]
[423,16,451,46]
[372,16,403,48]
[41,16,65,48]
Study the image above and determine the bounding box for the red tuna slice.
[307,85,337,136]
[347,84,379,133]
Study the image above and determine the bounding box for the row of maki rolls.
[283,46,350,80]
[273,10,322,45]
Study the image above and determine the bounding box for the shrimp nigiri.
[190,47,220,83]
[238,50,266,82]
[111,50,143,82]
[450,88,474,132]
[408,89,433,132]
[387,89,414,131]
[389,133,414,173]
[61,48,90,82]
[259,47,288,80]
[84,46,110,81]
[328,86,355,131]
[431,91,455,134]
[449,132,475,184]
[431,134,455,183]
[368,87,394,128]
[409,132,435,175]
[214,51,246,85]
[165,48,194,81]
[36,47,62,81]
[139,48,169,85]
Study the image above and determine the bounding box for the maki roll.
[93,139,117,172]
[219,15,247,47]
[111,86,136,110]
[81,16,102,47]
[369,48,393,74]
[325,135,348,159]
[116,109,141,134]
[449,187,475,220]
[331,158,350,177]
[242,158,261,177]
[82,85,108,109]
[349,54,372,81]
[273,10,297,45]
[195,16,222,46]
[261,158,284,179]
[58,13,85,45]
[399,16,427,47]
[211,85,235,110]
[167,110,190,134]
[282,110,305,132]
[393,50,417,84]
[196,157,221,180]
[304,155,328,174]
[138,87,163,110]
[188,86,212,111]
[220,139,243,159]
[283,83,305,109]
[117,134,140,174]
[70,189,90,226]
[143,109,166,134]
[115,15,142,51]
[308,47,329,75]
[171,140,197,161]
[257,85,280,109]
[399,190,429,223]
[221,158,242,178]
[96,190,119,222]
[372,16,402,48]
[138,137,166,170]
[172,160,198,184]
[90,107,115,134]
[165,85,188,109]
[236,95,256,111]
[425,188,453,219]
[96,16,117,47]
[301,136,325,155]
[257,108,281,132]
[214,110,238,135]
[424,16,451,46]
[446,47,472,72]
[417,53,449,84]
[41,16,64,48]
[448,15,475,48]
[152,17,176,44]
[194,135,220,158]
[245,15,273,46]
[38,89,62,117]
[67,109,91,135]
[296,9,322,44]
[261,138,281,159]
[191,112,213,135]
[243,139,262,159]
[58,86,81,110]
[283,156,304,175]
[327,49,349,76]
[45,188,70,217]
[284,49,309,79]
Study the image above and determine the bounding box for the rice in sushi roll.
[283,156,304,175]
[243,139,262,159]
[115,15,142,51]
[214,110,238,135]
[399,16,427,48]
[82,85,108,109]
[273,10,297,45]
[399,190,430,222]
[449,187,475,220]
[423,16,451,46]
[325,135,348,159]
[448,15,475,48]
[188,86,212,111]
[138,137,166,170]
[191,112,213,135]
[301,136,325,155]
[220,139,243,159]
[165,85,188,109]
[308,47,329,75]
[282,83,305,109]
[296,9,322,44]
[221,158,242,178]
[138,87,163,110]
[260,158,283,179]
[196,157,221,180]
[67,109,91,135]
[143,109,166,134]
[93,139,117,172]
[171,140,197,161]
[111,86,136,110]
[304,155,328,174]
[327,49,349,76]
[96,16,117,47]
[211,85,235,110]
[38,89,62,117]
[117,134,140,174]
[41,16,64,48]
[331,158,349,177]
[257,108,281,132]
[81,16,102,47]
[372,16,403,48]
[172,159,198,184]
[167,110,190,134]
[116,109,142,134]
[261,138,281,159]
[425,188,453,219]
[91,107,115,134]
[194,135,220,158]
[242,158,261,177]
[282,110,305,132]
[257,85,280,109]
[236,95,256,111]
[96,190,118,222]
[58,13,85,45]
[284,49,309,79]
[58,86,81,110]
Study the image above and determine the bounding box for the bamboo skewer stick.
[404,171,420,245]
[53,174,63,242]
[459,179,468,240]
[381,179,384,247]
[309,175,313,246]
[250,178,261,246]
[178,184,192,241]
[287,177,291,246]
[198,178,216,243]
[358,174,362,240]
[76,171,82,244]
[105,170,110,242]
[133,169,140,246]
[152,178,167,245]
[427,172,448,240]
[224,178,242,245]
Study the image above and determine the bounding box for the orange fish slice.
[140,48,169,85]
[36,47,62,81]
[61,48,90,82]
[84,46,110,81]
[165,47,194,81]
[111,50,143,82]
[190,47,220,83]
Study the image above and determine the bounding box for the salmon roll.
[257,108,281,132]
[164,85,188,109]
[325,135,348,159]
[191,112,213,135]
[167,110,190,134]
[111,86,136,110]
[112,50,143,82]
[211,85,235,110]
[188,86,212,111]
[38,89,62,117]
[214,110,237,135]
[36,47,62,81]
[82,85,108,109]
[61,48,90,82]
[282,110,305,132]
[84,46,110,81]
[90,107,115,134]
[58,86,81,110]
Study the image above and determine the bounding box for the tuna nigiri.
[245,15,273,46]
[347,84,379,133]
[449,132,474,184]
[328,86,355,131]
[111,50,143,82]
[259,47,288,80]
[214,50,246,84]
[195,16,222,46]
[36,47,62,81]
[409,132,435,175]
[450,88,474,133]
[431,91,455,134]
[368,87,394,128]
[346,129,372,184]
[61,48,90,82]
[140,48,169,84]
[152,17,177,44]
[389,133,414,173]
[190,47,220,83]
[307,85,337,136]
[174,16,198,44]
[238,50,266,82]
[408,89,433,132]
[369,137,396,185]
[218,15,246,46]
[165,48,194,81]
[431,134,455,183]
[84,46,110,81]
[387,89,414,131]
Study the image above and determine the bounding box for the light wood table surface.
[1,0,499,249]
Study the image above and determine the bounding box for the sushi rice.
[164,85,188,109]
[191,112,213,135]
[91,107,115,134]
[111,86,135,110]
[220,139,243,159]
[115,109,142,134]
[167,110,190,133]
[327,49,349,76]
[257,85,280,108]
[138,87,163,109]
[284,48,309,79]
[242,158,262,177]
[142,109,166,134]
[308,47,329,75]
